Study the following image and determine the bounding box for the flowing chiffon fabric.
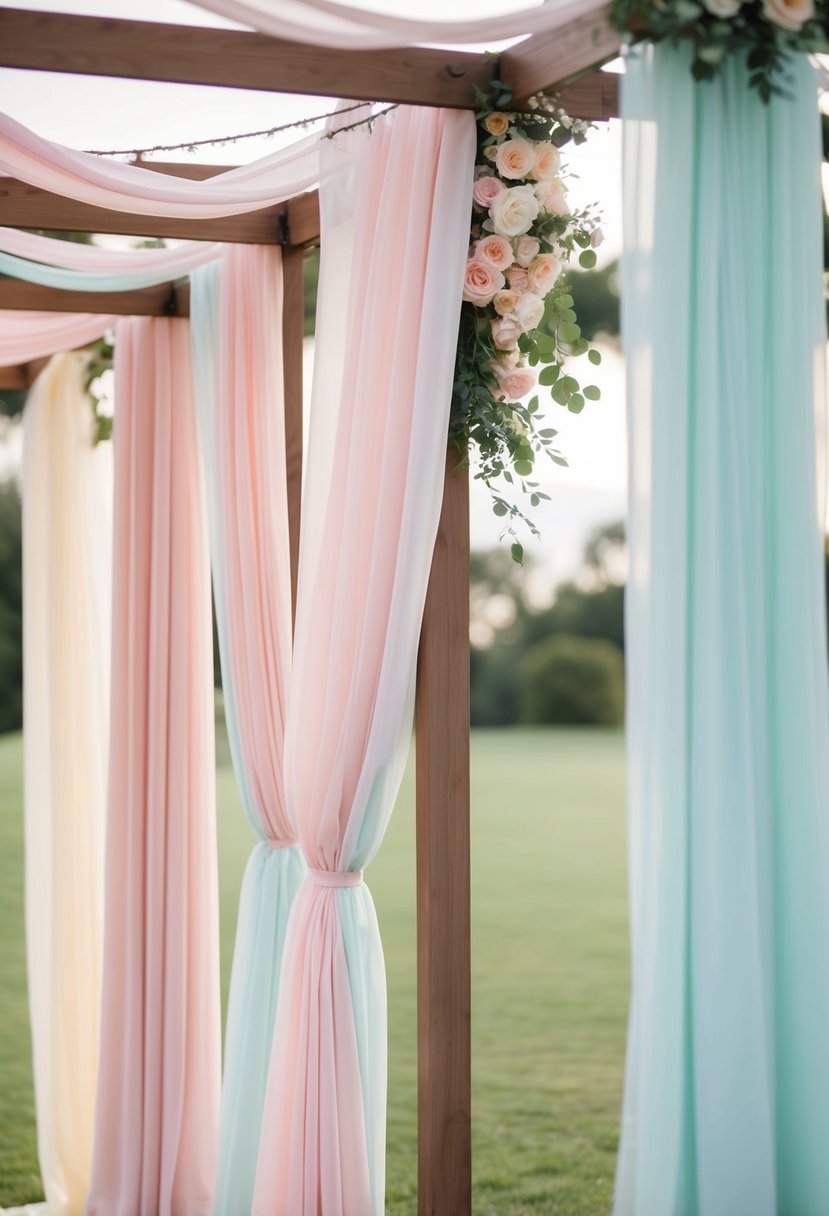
[190,248,305,1216]
[87,318,220,1216]
[617,45,829,1216]
[0,312,115,367]
[251,103,475,1216]
[22,353,112,1215]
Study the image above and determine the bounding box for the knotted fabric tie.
[264,837,296,850]
[306,867,364,888]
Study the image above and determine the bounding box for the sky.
[0,0,628,590]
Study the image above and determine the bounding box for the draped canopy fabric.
[617,44,829,1216]
[190,0,602,49]
[87,317,220,1216]
[0,312,115,368]
[0,109,324,219]
[190,247,305,1216]
[251,102,476,1216]
[22,352,112,1216]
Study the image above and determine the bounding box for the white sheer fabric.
[21,352,112,1215]
[189,0,604,49]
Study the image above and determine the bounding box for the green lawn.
[0,727,629,1215]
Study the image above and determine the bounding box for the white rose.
[762,0,814,28]
[590,228,605,249]
[514,292,545,333]
[489,185,540,238]
[514,235,541,268]
[703,0,743,15]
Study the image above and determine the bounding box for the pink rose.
[528,253,562,295]
[490,314,522,351]
[474,234,514,272]
[496,364,537,401]
[472,173,506,210]
[762,0,812,26]
[514,235,540,268]
[495,138,537,181]
[591,227,605,248]
[505,266,530,294]
[493,289,520,316]
[530,143,562,182]
[462,258,505,307]
[535,178,569,216]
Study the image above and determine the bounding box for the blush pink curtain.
[0,312,115,367]
[87,317,220,1216]
[252,103,476,1216]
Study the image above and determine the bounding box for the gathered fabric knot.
[305,867,364,888]
[264,836,297,850]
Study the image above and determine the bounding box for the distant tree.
[0,481,22,733]
[565,259,620,341]
[521,634,624,727]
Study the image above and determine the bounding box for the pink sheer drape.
[252,104,476,1216]
[87,318,220,1216]
[0,311,114,367]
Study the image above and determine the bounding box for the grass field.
[0,726,629,1215]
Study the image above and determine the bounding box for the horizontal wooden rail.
[0,278,191,317]
[0,8,619,118]
[0,176,321,246]
[503,3,622,104]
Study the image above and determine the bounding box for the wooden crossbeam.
[503,3,622,104]
[0,175,321,247]
[0,277,191,317]
[0,7,619,118]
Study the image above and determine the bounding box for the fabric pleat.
[87,317,220,1216]
[251,103,476,1216]
[190,247,304,1216]
[0,312,115,368]
[21,352,112,1215]
[616,44,829,1216]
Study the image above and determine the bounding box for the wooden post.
[415,448,471,1216]
[281,245,304,627]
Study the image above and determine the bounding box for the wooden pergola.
[0,7,618,1212]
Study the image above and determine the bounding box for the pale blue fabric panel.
[617,44,829,1216]
[0,249,188,292]
[190,262,305,1215]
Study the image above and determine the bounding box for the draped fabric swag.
[0,312,115,367]
[87,318,221,1216]
[21,353,112,1216]
[251,103,475,1216]
[617,44,829,1216]
[191,247,305,1216]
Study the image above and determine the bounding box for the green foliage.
[566,260,620,341]
[610,0,829,100]
[303,247,320,337]
[521,634,625,726]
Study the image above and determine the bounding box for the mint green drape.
[616,45,829,1216]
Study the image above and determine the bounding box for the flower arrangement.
[610,0,827,100]
[451,83,604,562]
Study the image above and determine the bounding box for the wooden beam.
[0,277,191,316]
[416,448,471,1216]
[0,177,321,247]
[501,3,622,104]
[0,8,617,119]
[0,363,27,389]
[281,246,304,628]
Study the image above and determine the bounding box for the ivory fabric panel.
[86,318,220,1216]
[190,248,305,1216]
[617,44,829,1216]
[21,353,112,1215]
[251,103,476,1216]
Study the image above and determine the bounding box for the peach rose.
[514,292,545,332]
[535,179,569,216]
[762,0,813,27]
[505,266,530,293]
[495,138,537,181]
[475,233,514,272]
[491,314,522,351]
[490,185,539,238]
[530,143,561,182]
[493,289,520,316]
[462,258,505,307]
[484,146,499,163]
[484,112,510,137]
[703,0,743,13]
[528,253,562,295]
[495,364,537,402]
[514,235,540,268]
[473,173,506,210]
